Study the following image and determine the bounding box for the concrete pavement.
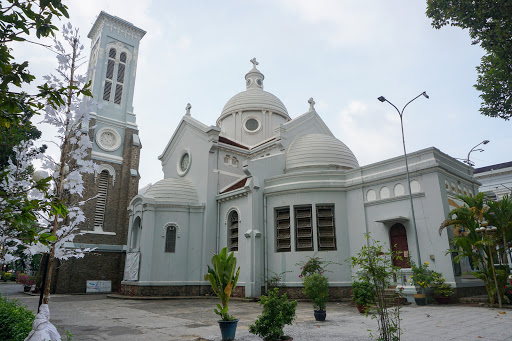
[1,283,511,341]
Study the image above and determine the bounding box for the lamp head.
[483,140,490,145]
[422,91,429,99]
[377,96,386,102]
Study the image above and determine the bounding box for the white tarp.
[124,252,140,281]
[24,304,61,341]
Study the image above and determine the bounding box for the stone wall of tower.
[51,122,141,294]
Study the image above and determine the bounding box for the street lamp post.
[476,222,502,308]
[464,140,490,166]
[377,92,429,266]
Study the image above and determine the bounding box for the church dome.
[217,58,290,125]
[143,178,198,203]
[220,89,288,119]
[286,134,359,171]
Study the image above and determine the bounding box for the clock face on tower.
[177,150,192,176]
[96,127,122,152]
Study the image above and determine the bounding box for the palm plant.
[440,193,511,305]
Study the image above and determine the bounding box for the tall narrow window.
[316,205,336,251]
[103,48,116,101]
[165,225,177,253]
[94,170,109,231]
[275,207,291,252]
[114,52,126,104]
[131,216,141,249]
[229,211,239,252]
[295,206,313,251]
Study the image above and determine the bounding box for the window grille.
[114,84,123,104]
[295,206,313,251]
[103,81,112,101]
[109,48,116,59]
[229,211,239,252]
[275,207,291,252]
[165,225,177,253]
[94,170,109,230]
[316,205,336,251]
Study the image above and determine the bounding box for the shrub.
[302,273,329,311]
[431,272,453,297]
[0,294,35,341]
[351,280,376,307]
[409,260,434,289]
[16,273,35,287]
[249,288,297,341]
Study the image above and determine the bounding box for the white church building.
[120,59,483,299]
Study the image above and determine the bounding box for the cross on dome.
[250,57,259,68]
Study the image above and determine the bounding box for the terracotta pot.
[434,296,451,304]
[356,304,370,314]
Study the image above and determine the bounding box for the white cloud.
[336,100,403,166]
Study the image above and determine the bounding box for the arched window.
[93,170,109,231]
[131,216,141,250]
[103,48,127,104]
[165,225,177,253]
[229,211,239,252]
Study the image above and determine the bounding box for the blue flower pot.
[218,319,238,341]
[314,310,326,321]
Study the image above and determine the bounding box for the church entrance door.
[390,223,409,268]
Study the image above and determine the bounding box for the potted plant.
[204,247,240,341]
[408,260,433,305]
[431,272,453,304]
[351,280,376,313]
[302,273,329,321]
[17,273,36,292]
[249,288,297,340]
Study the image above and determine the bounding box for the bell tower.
[51,12,146,294]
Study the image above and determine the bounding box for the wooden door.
[390,223,410,268]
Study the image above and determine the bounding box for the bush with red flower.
[505,274,512,304]
[16,273,36,288]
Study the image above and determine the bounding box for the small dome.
[286,134,359,171]
[144,178,198,203]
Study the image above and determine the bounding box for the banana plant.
[204,247,240,321]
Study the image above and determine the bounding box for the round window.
[245,118,259,131]
[180,153,190,172]
[256,78,262,86]
[246,79,252,87]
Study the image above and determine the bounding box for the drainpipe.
[263,194,268,294]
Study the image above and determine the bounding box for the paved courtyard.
[1,283,511,341]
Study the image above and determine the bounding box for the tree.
[0,0,70,127]
[0,110,45,169]
[426,0,512,120]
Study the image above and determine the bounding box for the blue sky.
[18,0,511,188]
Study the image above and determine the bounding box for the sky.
[15,0,511,188]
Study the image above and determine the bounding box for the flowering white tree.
[37,23,97,305]
[0,23,97,314]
